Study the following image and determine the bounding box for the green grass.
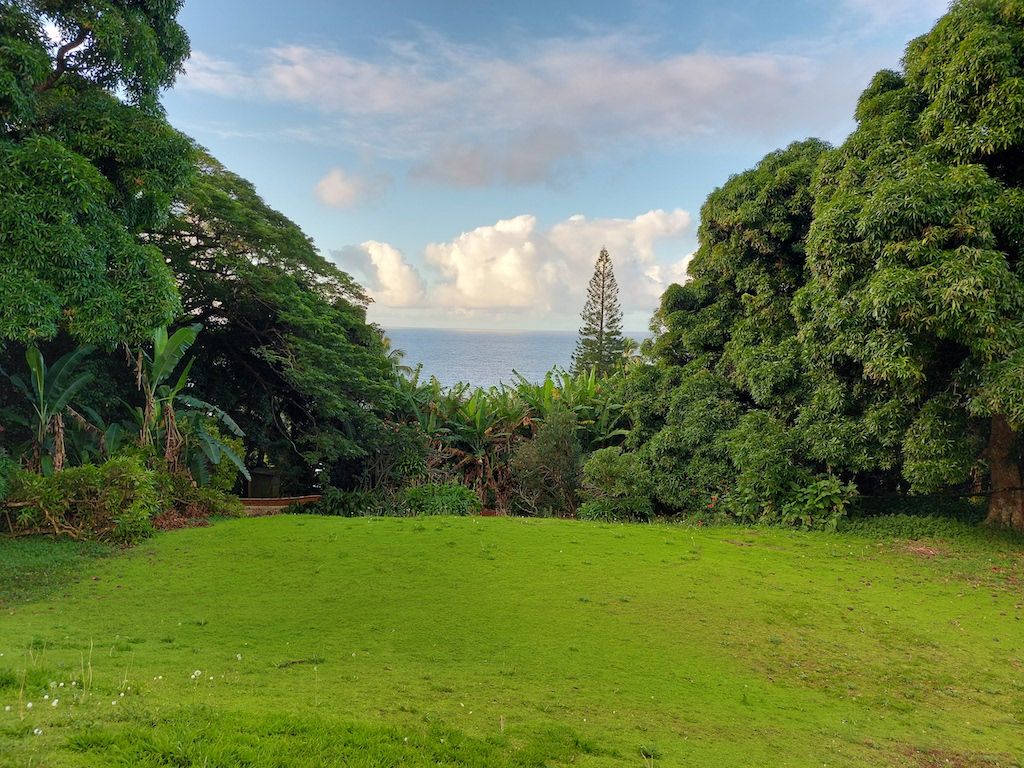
[0,536,111,608]
[0,516,1022,767]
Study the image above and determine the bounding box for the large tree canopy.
[150,150,397,491]
[628,139,832,518]
[796,0,1024,526]
[0,1,191,345]
[633,0,1024,529]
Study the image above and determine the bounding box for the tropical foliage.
[384,367,629,514]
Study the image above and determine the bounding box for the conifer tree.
[572,248,625,375]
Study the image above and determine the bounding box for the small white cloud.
[182,51,252,96]
[315,168,361,208]
[314,168,388,208]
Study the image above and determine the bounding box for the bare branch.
[34,27,90,94]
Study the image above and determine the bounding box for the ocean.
[386,327,647,389]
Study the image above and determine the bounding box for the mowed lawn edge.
[1,516,1022,767]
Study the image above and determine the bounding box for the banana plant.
[64,405,131,466]
[177,395,251,484]
[1,345,94,473]
[136,324,201,456]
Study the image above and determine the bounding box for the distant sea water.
[386,328,648,389]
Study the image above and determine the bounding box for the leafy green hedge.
[402,483,481,516]
[4,456,242,544]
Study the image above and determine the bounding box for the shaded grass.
[0,516,1022,767]
[0,536,111,608]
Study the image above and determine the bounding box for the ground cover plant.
[1,515,1022,767]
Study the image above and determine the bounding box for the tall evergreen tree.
[572,248,625,375]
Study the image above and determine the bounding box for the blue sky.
[164,0,949,332]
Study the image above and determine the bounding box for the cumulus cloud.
[181,30,882,186]
[314,168,387,208]
[422,209,692,316]
[332,241,426,307]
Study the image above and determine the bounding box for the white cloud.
[332,242,426,307]
[421,208,692,317]
[181,30,879,186]
[183,51,253,96]
[314,167,386,208]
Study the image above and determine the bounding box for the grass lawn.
[0,515,1022,767]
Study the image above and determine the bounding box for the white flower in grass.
[51,699,58,707]
[32,728,42,736]
[25,702,32,709]
[42,694,48,700]
[4,705,11,712]
[70,681,76,687]
[111,700,117,706]
[235,654,242,661]
[58,682,64,688]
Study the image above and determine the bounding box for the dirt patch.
[152,509,211,531]
[901,543,946,558]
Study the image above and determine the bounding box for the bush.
[4,458,244,543]
[0,448,13,502]
[6,456,159,544]
[510,406,581,517]
[724,413,855,530]
[297,487,376,517]
[402,483,481,516]
[578,447,653,522]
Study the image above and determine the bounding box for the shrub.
[402,483,481,516]
[724,412,855,530]
[510,406,581,517]
[778,476,857,531]
[0,448,13,502]
[6,456,159,544]
[578,447,653,522]
[297,487,375,517]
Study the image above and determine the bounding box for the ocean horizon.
[386,327,648,389]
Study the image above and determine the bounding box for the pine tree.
[572,248,625,376]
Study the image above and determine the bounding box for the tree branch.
[35,28,90,94]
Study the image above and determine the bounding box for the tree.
[0,1,192,345]
[572,248,625,375]
[148,150,398,491]
[626,140,833,518]
[795,0,1024,528]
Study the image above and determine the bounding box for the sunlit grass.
[1,516,1022,766]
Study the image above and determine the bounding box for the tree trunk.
[985,414,1024,530]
